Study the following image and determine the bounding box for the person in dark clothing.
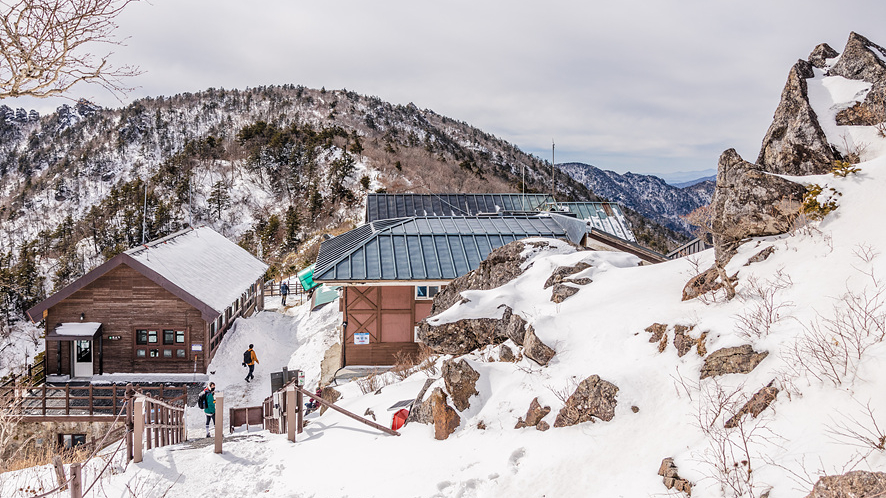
[244,344,259,382]
[203,382,216,437]
[280,281,290,306]
[305,386,323,414]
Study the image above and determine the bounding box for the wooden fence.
[1,356,46,388]
[0,383,186,420]
[130,393,187,463]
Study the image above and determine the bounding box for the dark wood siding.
[342,285,423,366]
[45,264,208,375]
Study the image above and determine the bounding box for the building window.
[416,285,441,299]
[177,349,186,358]
[58,434,86,449]
[134,328,187,360]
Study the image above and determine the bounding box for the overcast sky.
[5,0,886,178]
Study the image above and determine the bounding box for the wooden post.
[286,386,296,442]
[296,389,304,435]
[125,385,133,460]
[133,398,144,463]
[69,462,82,498]
[214,393,224,454]
[52,455,67,491]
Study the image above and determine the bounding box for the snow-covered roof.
[125,227,268,314]
[27,226,268,323]
[365,193,554,222]
[47,322,102,341]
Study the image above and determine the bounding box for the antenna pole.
[551,140,555,202]
[141,181,148,244]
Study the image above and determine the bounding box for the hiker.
[280,281,290,305]
[243,344,259,382]
[202,382,216,438]
[305,386,323,414]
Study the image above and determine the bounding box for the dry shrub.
[356,369,385,395]
[414,344,439,377]
[391,350,417,381]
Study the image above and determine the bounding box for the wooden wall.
[45,264,208,375]
[342,285,432,366]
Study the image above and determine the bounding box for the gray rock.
[700,345,769,379]
[658,458,692,495]
[756,60,836,176]
[544,262,591,289]
[645,323,668,343]
[442,358,480,412]
[499,344,516,362]
[418,317,502,355]
[805,470,886,498]
[745,246,776,266]
[709,149,805,263]
[550,283,580,303]
[808,43,838,69]
[553,375,618,427]
[673,325,694,357]
[682,266,722,301]
[831,33,886,128]
[523,325,555,366]
[500,306,528,346]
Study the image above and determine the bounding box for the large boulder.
[700,345,769,379]
[413,387,461,440]
[808,43,839,69]
[830,33,886,128]
[756,60,837,176]
[418,317,502,354]
[805,471,886,497]
[709,149,805,263]
[442,358,480,412]
[553,375,619,427]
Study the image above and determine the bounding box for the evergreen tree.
[207,181,231,220]
[283,206,301,253]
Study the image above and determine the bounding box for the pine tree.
[283,206,301,253]
[207,181,231,220]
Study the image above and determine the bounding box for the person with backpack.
[304,386,323,414]
[243,344,259,382]
[199,382,216,438]
[280,281,290,306]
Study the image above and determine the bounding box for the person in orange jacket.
[243,344,259,382]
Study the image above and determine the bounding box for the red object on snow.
[391,408,409,430]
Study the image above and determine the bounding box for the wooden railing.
[1,356,46,388]
[131,393,187,463]
[0,383,186,419]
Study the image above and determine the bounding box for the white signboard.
[191,344,203,351]
[354,333,370,345]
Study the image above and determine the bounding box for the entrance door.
[73,340,93,378]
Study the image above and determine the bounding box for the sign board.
[107,335,122,340]
[297,370,305,386]
[354,333,370,345]
[191,344,203,351]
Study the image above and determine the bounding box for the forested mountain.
[0,85,683,330]
[557,162,714,236]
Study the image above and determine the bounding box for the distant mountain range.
[557,162,714,236]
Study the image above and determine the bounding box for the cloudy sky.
[5,0,886,179]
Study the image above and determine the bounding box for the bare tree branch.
[0,0,141,100]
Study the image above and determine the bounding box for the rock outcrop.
[419,316,502,355]
[756,60,836,176]
[515,397,551,430]
[700,345,769,379]
[414,387,461,440]
[709,149,805,263]
[724,382,778,428]
[544,262,591,289]
[553,375,618,427]
[658,458,693,496]
[830,33,886,127]
[318,387,342,415]
[550,283,580,303]
[442,358,480,412]
[523,325,556,366]
[805,470,886,498]
[808,43,838,69]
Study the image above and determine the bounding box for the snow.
[126,226,268,315]
[7,65,886,498]
[53,322,102,338]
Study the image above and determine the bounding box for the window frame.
[133,327,189,361]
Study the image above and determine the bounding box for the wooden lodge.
[26,227,268,379]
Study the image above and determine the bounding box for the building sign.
[107,335,122,340]
[354,333,370,345]
[297,370,305,386]
[191,344,203,351]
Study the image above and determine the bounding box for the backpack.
[197,390,207,409]
[243,349,252,365]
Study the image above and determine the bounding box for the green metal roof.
[541,202,636,242]
[365,193,554,222]
[314,215,582,282]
